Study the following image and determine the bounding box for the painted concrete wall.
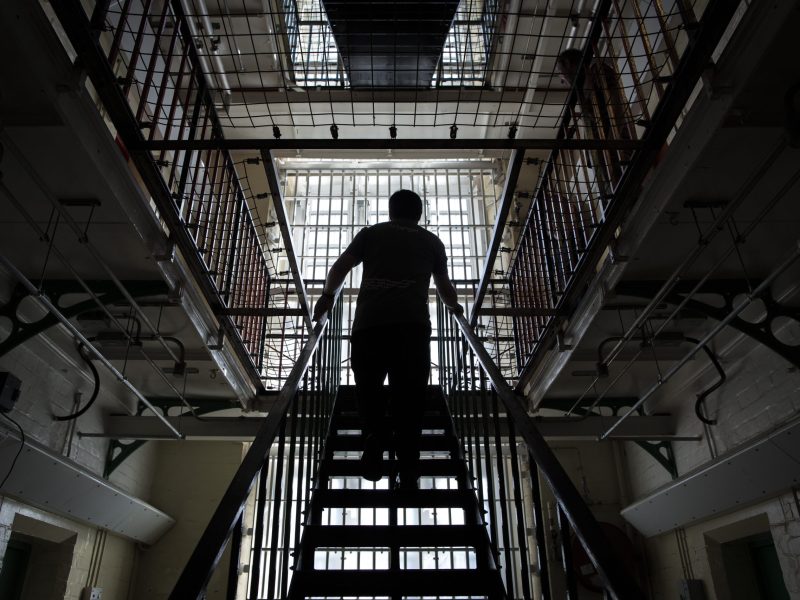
[0,498,137,599]
[0,272,160,597]
[131,440,246,600]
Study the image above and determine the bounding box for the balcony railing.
[170,297,343,598]
[438,298,647,598]
[53,0,272,382]
[506,0,741,376]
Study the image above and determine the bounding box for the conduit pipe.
[600,239,800,439]
[178,0,232,109]
[490,0,522,90]
[0,255,183,439]
[596,138,788,375]
[0,170,203,423]
[567,154,800,417]
[1,133,184,368]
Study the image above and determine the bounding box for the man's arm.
[312,252,358,321]
[433,270,464,315]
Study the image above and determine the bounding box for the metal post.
[471,149,524,326]
[451,310,646,599]
[261,149,313,333]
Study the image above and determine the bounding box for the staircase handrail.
[450,310,645,600]
[169,295,342,599]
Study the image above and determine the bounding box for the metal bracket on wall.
[0,279,170,358]
[541,396,679,478]
[103,396,234,476]
[615,279,800,370]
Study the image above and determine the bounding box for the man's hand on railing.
[312,292,335,321]
[445,301,464,316]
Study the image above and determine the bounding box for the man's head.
[388,189,423,223]
[556,48,583,86]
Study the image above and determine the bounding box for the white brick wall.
[0,272,162,597]
[0,496,137,600]
[131,441,246,600]
[618,299,800,597]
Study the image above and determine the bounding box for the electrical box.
[81,588,102,600]
[0,372,21,413]
[679,579,707,600]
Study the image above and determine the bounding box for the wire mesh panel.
[506,0,702,372]
[86,0,274,369]
[92,0,696,138]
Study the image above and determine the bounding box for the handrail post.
[448,309,646,599]
[168,297,341,599]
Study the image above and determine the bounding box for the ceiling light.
[449,124,458,139]
[389,125,397,139]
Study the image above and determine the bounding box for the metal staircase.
[288,385,506,599]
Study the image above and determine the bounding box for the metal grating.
[95,0,691,138]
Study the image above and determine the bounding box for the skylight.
[284,0,496,88]
[283,0,348,86]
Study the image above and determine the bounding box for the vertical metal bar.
[471,149,524,325]
[262,149,313,333]
[651,0,681,72]
[248,460,269,600]
[175,83,204,211]
[529,458,551,600]
[223,199,243,303]
[107,0,133,65]
[265,417,288,600]
[491,391,515,596]
[479,372,500,558]
[148,19,180,142]
[165,62,195,189]
[122,0,153,97]
[606,2,651,125]
[279,397,300,598]
[507,418,533,600]
[629,0,667,100]
[135,0,170,124]
[226,512,243,600]
[557,506,579,600]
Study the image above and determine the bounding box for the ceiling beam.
[140,138,641,152]
[99,414,678,441]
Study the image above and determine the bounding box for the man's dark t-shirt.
[343,221,448,332]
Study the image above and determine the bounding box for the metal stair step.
[320,457,464,478]
[331,413,452,430]
[326,434,455,452]
[289,568,503,597]
[301,524,488,549]
[312,488,475,508]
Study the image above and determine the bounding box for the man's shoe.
[361,435,383,482]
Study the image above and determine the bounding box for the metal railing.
[52,0,272,381]
[437,298,646,599]
[506,0,739,375]
[169,298,343,598]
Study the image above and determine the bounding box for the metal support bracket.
[616,279,800,370]
[103,396,234,476]
[0,279,169,358]
[541,396,679,478]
